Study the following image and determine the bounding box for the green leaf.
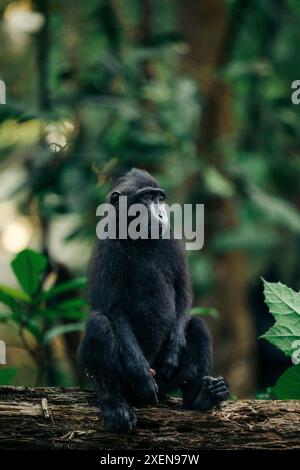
[43,323,85,344]
[0,285,30,302]
[24,320,43,341]
[40,277,87,301]
[203,167,234,198]
[261,279,300,356]
[190,307,220,319]
[213,227,279,253]
[251,189,300,233]
[38,297,87,320]
[11,249,47,296]
[272,364,300,399]
[255,388,272,399]
[0,312,11,322]
[57,298,87,310]
[0,290,22,317]
[41,308,86,321]
[0,368,17,385]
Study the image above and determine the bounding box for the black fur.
[79,168,229,432]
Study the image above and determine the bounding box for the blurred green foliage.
[0,0,300,392]
[0,249,86,384]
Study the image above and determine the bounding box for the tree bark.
[176,0,255,397]
[0,386,299,450]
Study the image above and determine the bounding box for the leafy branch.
[0,249,87,384]
[261,278,300,399]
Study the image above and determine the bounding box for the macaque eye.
[147,193,153,202]
[158,195,165,204]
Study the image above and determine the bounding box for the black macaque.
[79,168,229,432]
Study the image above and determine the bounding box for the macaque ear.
[110,191,121,205]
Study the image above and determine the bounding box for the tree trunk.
[0,386,299,450]
[176,0,255,397]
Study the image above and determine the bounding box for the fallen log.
[0,386,299,450]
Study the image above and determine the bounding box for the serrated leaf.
[11,249,47,296]
[261,279,300,356]
[272,364,300,399]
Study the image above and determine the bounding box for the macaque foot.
[102,402,137,433]
[194,376,230,411]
